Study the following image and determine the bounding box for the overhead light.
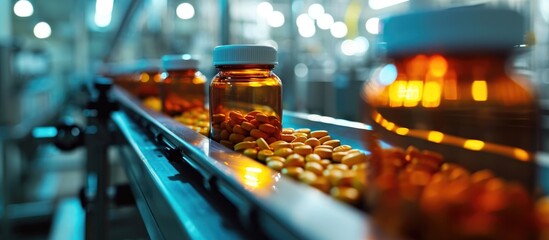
[260,40,278,49]
[298,24,315,38]
[330,21,347,38]
[316,13,334,30]
[34,22,51,39]
[341,39,357,56]
[369,0,408,10]
[95,0,114,27]
[257,2,273,17]
[13,0,33,17]
[354,36,370,55]
[365,17,380,35]
[296,13,314,28]
[378,64,397,85]
[294,63,308,78]
[307,4,324,20]
[177,3,195,20]
[267,11,285,28]
[296,13,315,38]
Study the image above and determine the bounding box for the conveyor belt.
[112,87,371,240]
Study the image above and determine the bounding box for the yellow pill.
[266,156,286,163]
[310,177,330,193]
[282,167,304,179]
[274,147,294,158]
[347,149,361,154]
[352,172,367,191]
[334,171,356,187]
[282,128,295,134]
[281,134,296,142]
[327,164,349,171]
[285,153,305,167]
[269,140,288,149]
[333,145,352,153]
[291,142,305,148]
[243,136,256,142]
[323,139,341,148]
[319,159,331,168]
[314,148,332,159]
[292,136,307,143]
[352,162,368,171]
[305,161,324,175]
[294,145,313,156]
[273,143,293,150]
[299,171,318,184]
[234,141,257,151]
[310,130,329,139]
[330,186,360,205]
[323,169,344,186]
[318,135,332,144]
[267,160,284,171]
[243,148,258,159]
[315,145,334,150]
[292,132,308,138]
[341,152,367,167]
[256,138,271,150]
[295,128,311,135]
[332,151,348,163]
[304,138,320,147]
[257,149,274,162]
[305,153,321,163]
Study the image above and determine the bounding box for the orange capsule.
[250,129,269,139]
[259,123,276,134]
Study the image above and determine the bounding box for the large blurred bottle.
[134,59,161,111]
[362,7,539,181]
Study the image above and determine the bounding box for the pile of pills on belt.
[232,127,367,205]
[173,108,209,136]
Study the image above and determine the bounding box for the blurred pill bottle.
[160,55,206,116]
[135,59,162,111]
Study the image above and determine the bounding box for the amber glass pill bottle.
[113,64,136,93]
[210,45,283,144]
[134,59,162,99]
[160,55,207,116]
[363,8,539,168]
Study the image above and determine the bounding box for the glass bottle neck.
[216,65,274,77]
[166,69,197,77]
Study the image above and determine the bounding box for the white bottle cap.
[381,7,524,56]
[161,55,199,71]
[136,59,161,73]
[213,45,278,66]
